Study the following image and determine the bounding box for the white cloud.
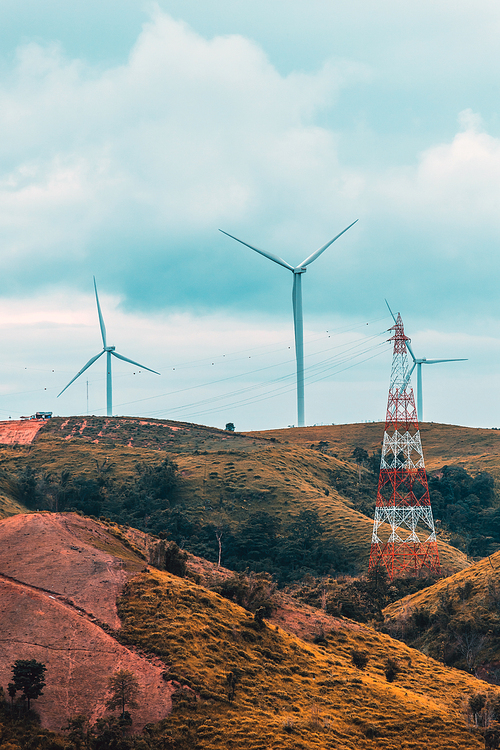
[373,110,500,234]
[0,10,368,286]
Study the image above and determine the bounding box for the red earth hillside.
[0,513,174,732]
[0,419,46,445]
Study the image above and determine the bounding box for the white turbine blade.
[299,219,358,267]
[111,350,160,375]
[219,229,294,271]
[405,338,417,363]
[57,351,105,397]
[385,299,397,323]
[93,276,107,348]
[401,361,416,391]
[424,358,467,365]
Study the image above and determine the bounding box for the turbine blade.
[219,229,294,271]
[57,351,105,397]
[401,361,416,391]
[111,351,160,375]
[385,298,397,323]
[93,277,107,348]
[423,358,467,365]
[299,219,358,267]
[405,338,417,363]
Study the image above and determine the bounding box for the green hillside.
[0,416,470,578]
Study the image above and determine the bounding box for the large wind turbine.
[385,300,466,423]
[58,278,160,416]
[220,221,358,427]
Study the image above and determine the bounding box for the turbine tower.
[220,220,358,427]
[58,278,160,416]
[385,301,466,422]
[369,312,440,579]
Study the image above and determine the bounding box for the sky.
[0,0,499,431]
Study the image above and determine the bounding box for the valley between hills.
[1,416,500,749]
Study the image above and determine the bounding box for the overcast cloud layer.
[0,2,498,429]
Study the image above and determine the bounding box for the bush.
[385,657,401,682]
[351,650,369,669]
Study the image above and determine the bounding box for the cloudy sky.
[0,1,498,430]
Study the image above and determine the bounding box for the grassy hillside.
[0,416,469,576]
[383,549,500,676]
[249,421,500,478]
[1,511,497,749]
[0,492,27,519]
[114,567,498,749]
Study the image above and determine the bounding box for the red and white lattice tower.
[369,313,440,579]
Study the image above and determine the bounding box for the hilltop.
[0,511,497,749]
[249,421,500,478]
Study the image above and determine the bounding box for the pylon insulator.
[369,313,440,580]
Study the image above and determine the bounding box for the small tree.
[385,657,401,682]
[106,670,140,718]
[64,715,90,749]
[11,659,46,711]
[226,670,240,702]
[351,650,369,669]
[225,423,235,432]
[7,682,17,710]
[469,693,487,727]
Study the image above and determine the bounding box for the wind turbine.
[58,278,160,416]
[385,300,466,423]
[220,220,358,427]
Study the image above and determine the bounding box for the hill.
[0,511,498,750]
[0,416,471,576]
[383,548,500,677]
[248,421,500,477]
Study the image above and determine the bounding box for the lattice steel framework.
[369,313,440,579]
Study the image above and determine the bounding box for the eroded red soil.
[0,419,46,444]
[0,513,173,732]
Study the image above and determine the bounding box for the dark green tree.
[11,659,47,710]
[106,670,140,718]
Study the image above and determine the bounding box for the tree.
[64,715,90,749]
[7,682,16,712]
[106,670,140,718]
[485,721,500,750]
[225,423,235,432]
[11,659,46,710]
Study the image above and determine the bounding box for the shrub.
[385,657,401,682]
[351,650,369,669]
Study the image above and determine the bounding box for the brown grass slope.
[383,549,500,671]
[0,510,496,749]
[117,568,497,750]
[0,416,469,573]
[248,421,500,478]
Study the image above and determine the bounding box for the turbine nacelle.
[105,346,116,352]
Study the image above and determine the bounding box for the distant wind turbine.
[220,220,358,427]
[385,300,466,423]
[58,278,160,416]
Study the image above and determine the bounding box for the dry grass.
[0,492,27,519]
[116,567,497,749]
[0,416,473,573]
[384,548,500,667]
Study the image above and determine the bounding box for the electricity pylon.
[369,312,440,579]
